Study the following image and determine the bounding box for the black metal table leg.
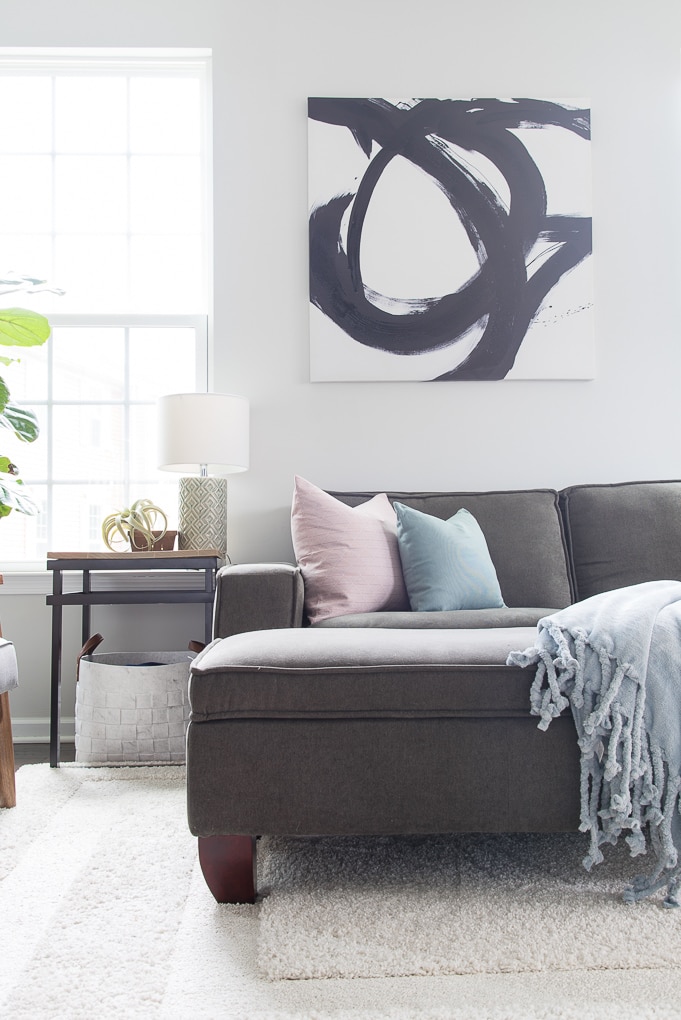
[49,568,63,768]
[204,565,214,644]
[47,551,220,766]
[82,568,91,645]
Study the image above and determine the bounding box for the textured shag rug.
[2,764,681,1019]
[258,829,681,980]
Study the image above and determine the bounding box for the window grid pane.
[0,57,208,316]
[0,51,210,566]
[0,313,206,564]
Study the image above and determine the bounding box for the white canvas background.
[309,98,594,382]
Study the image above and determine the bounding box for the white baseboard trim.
[12,717,75,743]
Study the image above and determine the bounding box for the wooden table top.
[47,549,222,561]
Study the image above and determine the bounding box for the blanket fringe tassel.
[510,624,681,907]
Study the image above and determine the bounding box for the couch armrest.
[213,562,305,638]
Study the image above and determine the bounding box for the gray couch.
[186,479,681,902]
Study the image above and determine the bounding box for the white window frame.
[42,310,209,526]
[0,313,208,574]
[0,48,214,579]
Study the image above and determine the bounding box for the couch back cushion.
[560,480,681,600]
[328,489,573,610]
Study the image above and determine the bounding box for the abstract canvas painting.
[308,97,593,381]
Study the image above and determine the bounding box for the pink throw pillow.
[291,475,409,625]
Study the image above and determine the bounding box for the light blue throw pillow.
[394,502,505,612]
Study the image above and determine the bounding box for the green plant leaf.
[0,274,46,294]
[0,275,64,299]
[0,402,39,442]
[0,307,51,347]
[0,296,51,523]
[0,476,38,516]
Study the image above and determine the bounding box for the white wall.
[2,0,681,734]
[215,0,681,562]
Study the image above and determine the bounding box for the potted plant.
[0,275,57,519]
[101,498,175,552]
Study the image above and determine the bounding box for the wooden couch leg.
[0,691,17,809]
[198,835,257,903]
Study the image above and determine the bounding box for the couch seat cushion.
[315,607,558,629]
[189,626,539,722]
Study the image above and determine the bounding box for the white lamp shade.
[157,392,249,475]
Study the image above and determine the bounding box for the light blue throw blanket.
[508,580,681,907]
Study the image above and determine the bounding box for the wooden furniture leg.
[0,691,16,809]
[0,603,16,809]
[198,835,257,903]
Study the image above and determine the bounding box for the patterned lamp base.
[178,476,228,561]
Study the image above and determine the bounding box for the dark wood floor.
[14,742,76,769]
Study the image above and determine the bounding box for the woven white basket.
[75,635,197,764]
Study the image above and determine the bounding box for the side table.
[46,550,221,767]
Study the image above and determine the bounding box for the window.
[0,50,211,567]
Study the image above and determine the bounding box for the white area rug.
[258,830,681,980]
[2,765,681,1020]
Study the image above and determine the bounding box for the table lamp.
[157,392,249,561]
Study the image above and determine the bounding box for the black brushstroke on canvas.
[308,98,591,380]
